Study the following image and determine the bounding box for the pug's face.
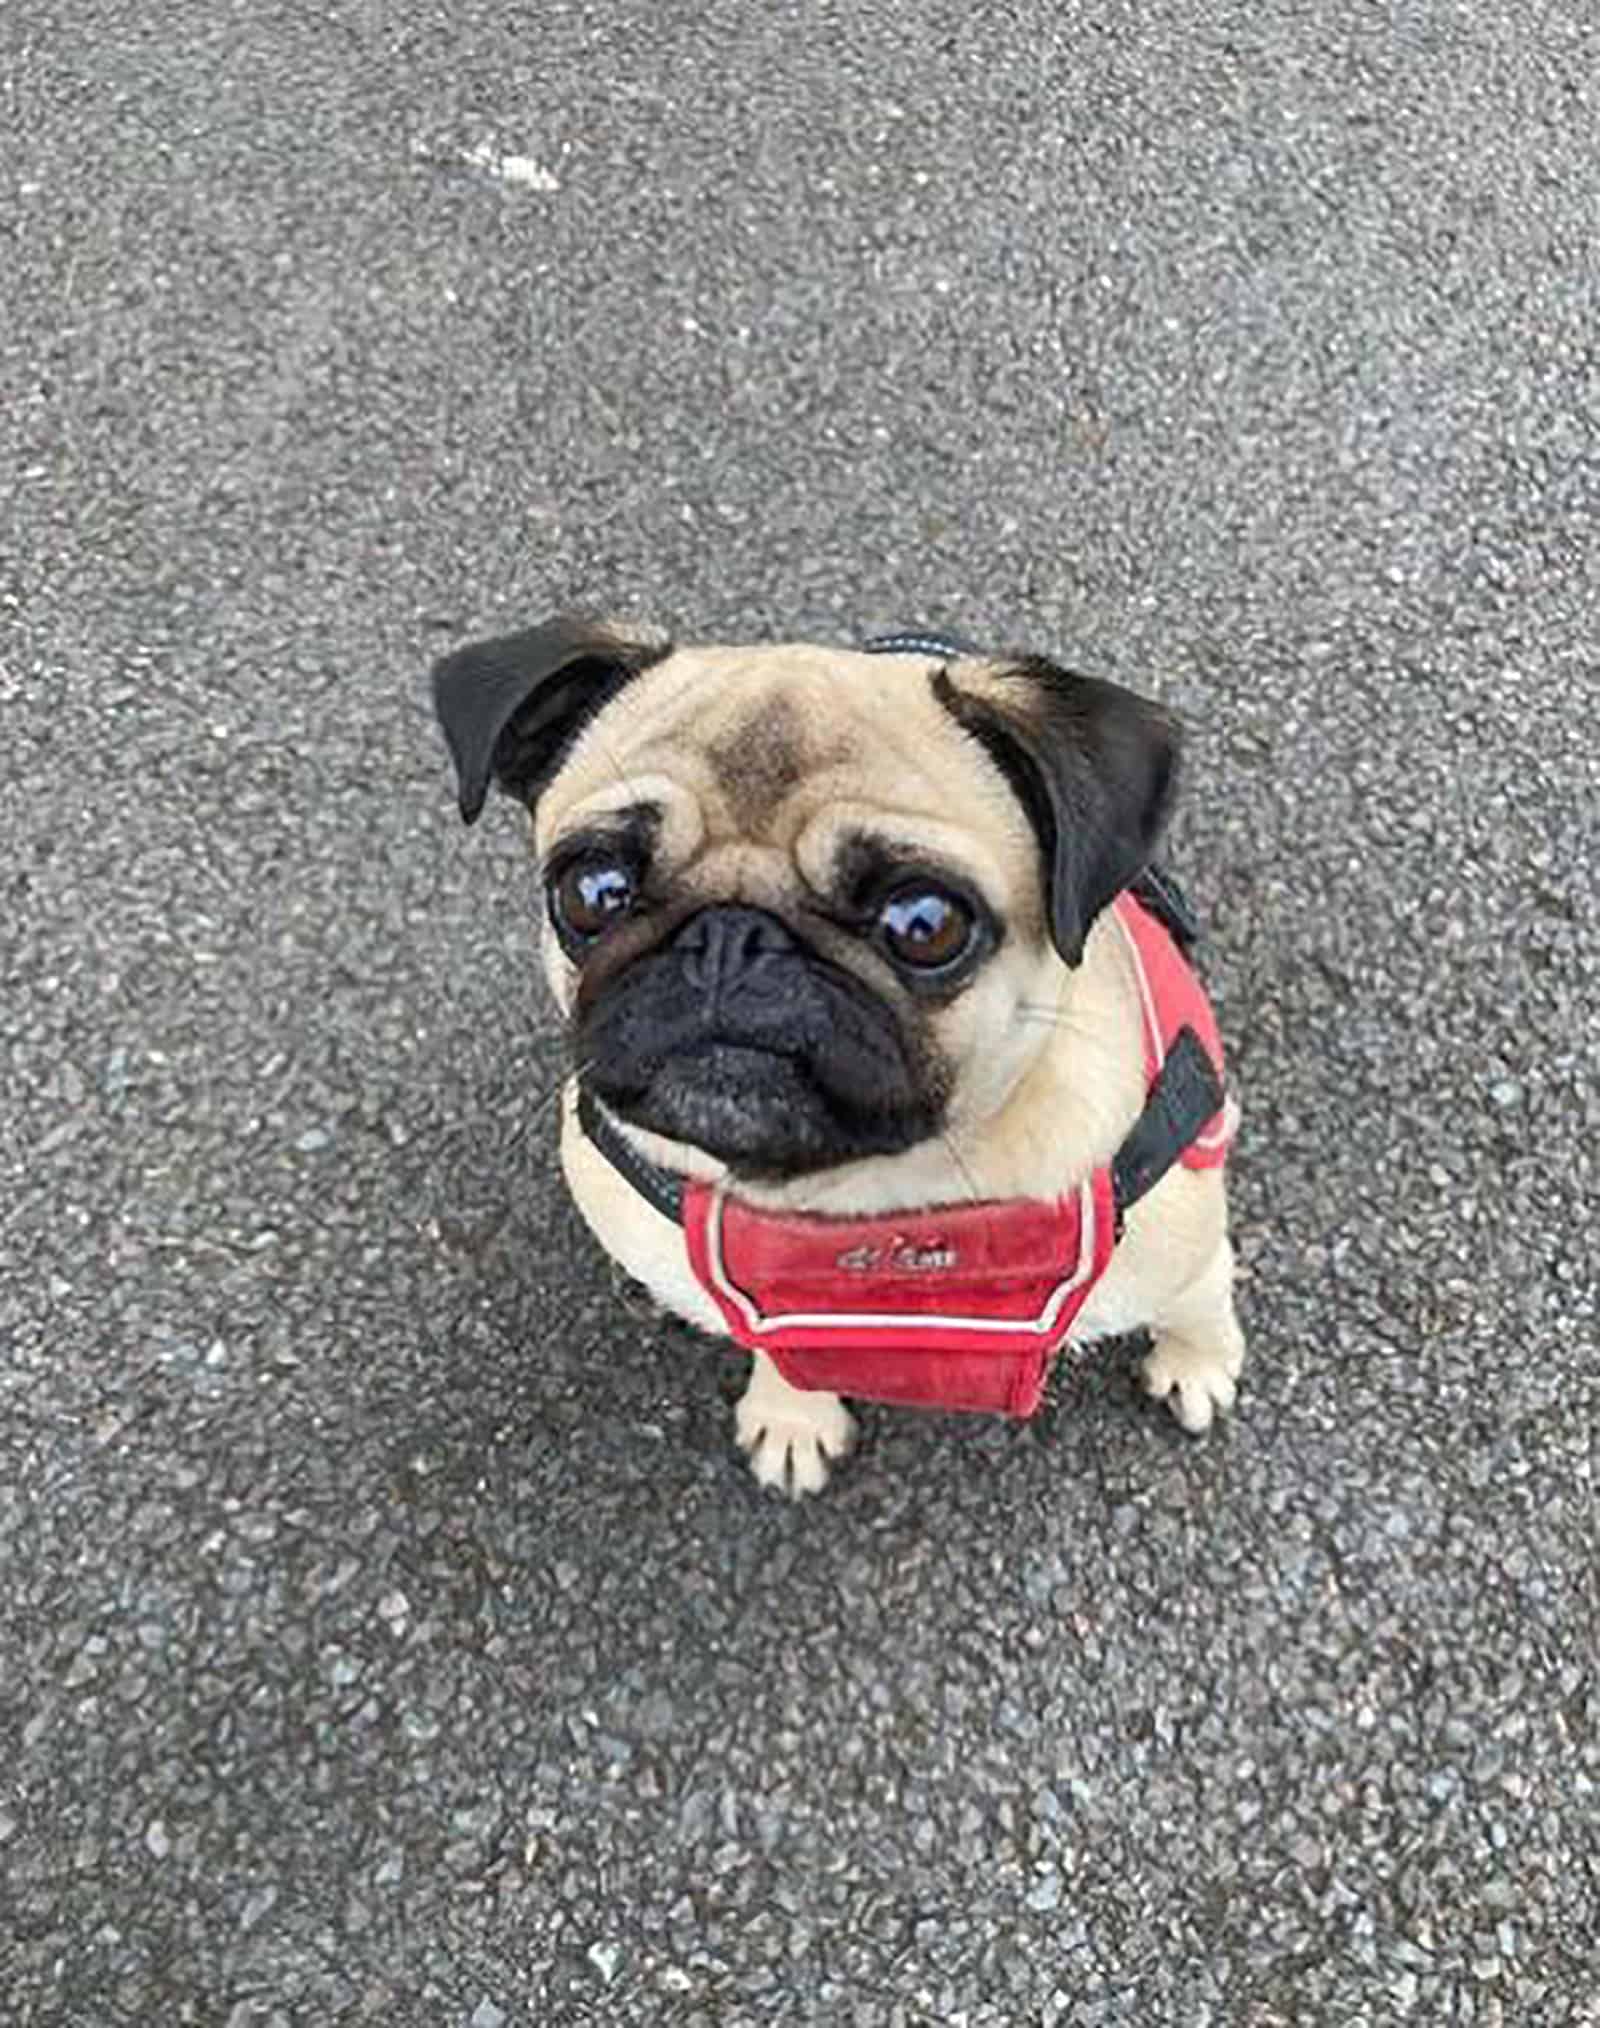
[433,619,1179,1182]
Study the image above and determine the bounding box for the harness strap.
[577,1086,686,1225]
[1108,1026,1223,1226]
[576,1021,1222,1236]
[862,629,981,661]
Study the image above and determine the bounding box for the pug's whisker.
[939,1129,984,1208]
[500,1067,574,1148]
[500,1040,604,1150]
[1014,1004,1097,1040]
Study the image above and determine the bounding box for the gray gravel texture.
[3,0,1598,2022]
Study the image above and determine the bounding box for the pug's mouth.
[593,1039,932,1180]
[600,1041,836,1175]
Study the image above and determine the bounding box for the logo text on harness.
[835,1235,958,1274]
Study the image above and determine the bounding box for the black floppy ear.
[935,657,1181,966]
[430,616,672,825]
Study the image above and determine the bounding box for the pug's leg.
[1140,1235,1246,1434]
[735,1352,857,1497]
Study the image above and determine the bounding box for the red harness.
[582,891,1233,1419]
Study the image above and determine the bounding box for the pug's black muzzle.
[577,906,941,1177]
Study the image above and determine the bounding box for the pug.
[432,617,1245,1495]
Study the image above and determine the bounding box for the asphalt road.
[4,2,1597,2022]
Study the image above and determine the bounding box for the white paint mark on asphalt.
[461,141,560,191]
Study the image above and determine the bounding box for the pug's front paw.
[1141,1329,1244,1434]
[735,1352,857,1497]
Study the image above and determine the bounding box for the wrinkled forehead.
[535,643,1041,899]
[546,644,950,800]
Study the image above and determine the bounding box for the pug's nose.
[673,906,796,995]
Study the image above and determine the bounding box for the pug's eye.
[877,885,975,971]
[549,856,636,944]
